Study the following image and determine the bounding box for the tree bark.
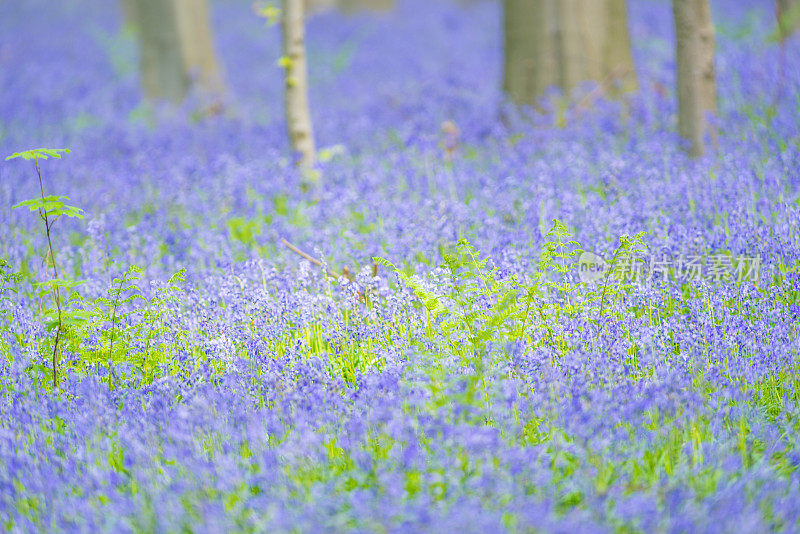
[339,0,395,14]
[503,0,540,102]
[120,0,137,30]
[696,0,717,119]
[503,0,637,108]
[305,0,337,15]
[557,0,589,91]
[283,0,316,167]
[173,0,226,102]
[673,0,717,158]
[133,0,225,106]
[604,0,638,95]
[134,0,188,104]
[777,0,800,37]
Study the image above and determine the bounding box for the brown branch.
[281,238,325,269]
[281,238,359,284]
[280,238,383,304]
[573,63,630,115]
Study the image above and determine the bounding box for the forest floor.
[1,0,799,531]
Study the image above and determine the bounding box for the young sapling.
[6,148,85,389]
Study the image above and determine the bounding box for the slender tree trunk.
[135,0,188,104]
[339,0,395,14]
[503,0,637,107]
[173,0,226,102]
[283,0,316,167]
[673,0,717,158]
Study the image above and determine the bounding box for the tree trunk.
[283,0,316,168]
[604,0,638,95]
[305,0,337,15]
[776,0,800,98]
[503,0,540,102]
[134,0,188,104]
[120,0,137,29]
[557,0,590,91]
[777,0,800,37]
[339,0,395,14]
[133,0,225,106]
[173,0,226,102]
[696,0,717,120]
[673,0,717,158]
[503,0,637,107]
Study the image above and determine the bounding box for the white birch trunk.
[283,0,316,168]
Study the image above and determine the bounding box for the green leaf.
[62,310,92,325]
[373,257,398,271]
[12,196,84,218]
[276,55,293,69]
[5,148,70,161]
[167,268,186,285]
[33,278,85,293]
[49,204,85,219]
[12,196,66,211]
[255,3,282,26]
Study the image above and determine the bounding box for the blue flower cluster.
[1,0,799,531]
